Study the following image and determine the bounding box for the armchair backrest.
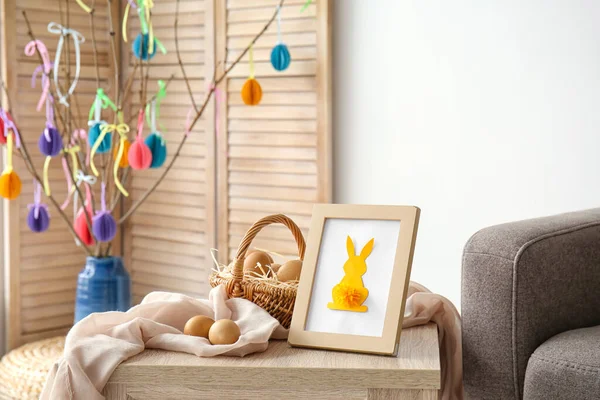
[462,208,600,399]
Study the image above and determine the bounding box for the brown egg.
[277,259,303,282]
[208,319,241,345]
[183,315,215,338]
[243,250,274,276]
[270,263,282,273]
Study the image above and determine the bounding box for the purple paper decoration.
[38,126,63,156]
[92,182,117,242]
[27,181,50,233]
[92,212,117,242]
[27,206,50,232]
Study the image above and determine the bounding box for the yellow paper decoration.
[327,236,374,313]
[0,134,22,200]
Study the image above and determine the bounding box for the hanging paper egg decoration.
[271,44,291,71]
[144,133,167,168]
[92,211,117,242]
[0,171,21,200]
[38,126,63,157]
[241,78,263,106]
[128,139,153,170]
[88,122,111,154]
[27,206,50,233]
[74,204,94,246]
[114,139,131,168]
[133,33,157,61]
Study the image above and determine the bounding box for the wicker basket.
[209,214,306,328]
[0,336,65,400]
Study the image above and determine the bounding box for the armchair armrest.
[462,208,600,399]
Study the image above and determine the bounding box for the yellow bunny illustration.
[327,236,375,313]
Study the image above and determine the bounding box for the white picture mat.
[305,218,401,337]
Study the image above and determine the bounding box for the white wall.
[333,0,600,309]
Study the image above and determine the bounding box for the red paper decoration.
[74,204,94,246]
[128,110,153,170]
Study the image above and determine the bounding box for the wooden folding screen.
[2,0,331,350]
[1,0,115,350]
[216,0,332,263]
[124,0,332,299]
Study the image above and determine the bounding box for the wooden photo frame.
[288,204,420,355]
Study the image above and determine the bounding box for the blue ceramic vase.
[74,256,131,323]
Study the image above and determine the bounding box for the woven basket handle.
[232,214,306,280]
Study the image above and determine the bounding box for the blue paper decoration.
[92,212,117,242]
[270,44,291,71]
[27,206,50,233]
[144,132,167,168]
[38,127,63,157]
[133,33,157,61]
[88,122,111,154]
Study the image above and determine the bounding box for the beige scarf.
[42,282,462,399]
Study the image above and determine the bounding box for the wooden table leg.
[368,388,438,400]
[102,383,128,400]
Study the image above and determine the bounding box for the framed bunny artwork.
[289,204,420,355]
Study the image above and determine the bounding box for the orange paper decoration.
[0,171,22,200]
[240,45,262,106]
[0,134,21,200]
[114,138,131,168]
[241,78,262,106]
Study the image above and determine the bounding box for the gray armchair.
[462,209,600,399]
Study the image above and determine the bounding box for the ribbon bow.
[249,45,255,79]
[28,181,49,220]
[113,112,131,197]
[90,122,130,176]
[24,40,52,112]
[88,88,117,123]
[276,5,283,44]
[62,144,81,192]
[123,0,151,43]
[138,0,155,49]
[145,80,167,132]
[47,22,85,107]
[123,0,166,56]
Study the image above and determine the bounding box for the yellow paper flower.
[332,283,363,308]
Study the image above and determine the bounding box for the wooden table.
[103,323,440,400]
